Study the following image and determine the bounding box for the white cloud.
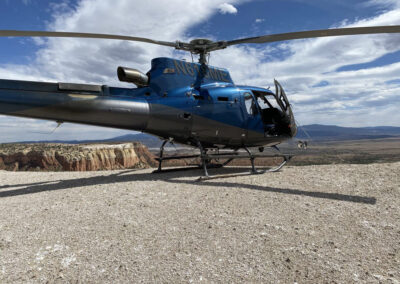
[255,18,264,23]
[0,0,244,142]
[26,0,243,85]
[218,3,238,14]
[211,7,400,127]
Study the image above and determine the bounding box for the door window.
[244,93,256,115]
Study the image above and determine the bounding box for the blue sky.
[0,0,51,64]
[0,0,399,142]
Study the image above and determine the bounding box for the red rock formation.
[0,143,156,171]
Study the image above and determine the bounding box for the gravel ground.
[0,163,399,283]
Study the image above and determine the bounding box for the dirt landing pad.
[0,163,399,283]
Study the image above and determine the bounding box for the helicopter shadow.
[0,167,376,205]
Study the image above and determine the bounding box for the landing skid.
[152,140,292,179]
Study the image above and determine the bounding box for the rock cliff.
[0,142,156,171]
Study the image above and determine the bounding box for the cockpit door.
[241,91,264,140]
[274,79,291,114]
[274,79,297,137]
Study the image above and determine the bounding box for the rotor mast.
[198,52,208,65]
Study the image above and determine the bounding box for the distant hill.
[6,125,400,146]
[295,124,400,141]
[11,133,163,148]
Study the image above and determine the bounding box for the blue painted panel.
[149,57,234,94]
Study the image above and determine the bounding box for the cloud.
[210,6,400,127]
[255,18,264,23]
[218,3,238,14]
[0,0,244,142]
[364,0,400,9]
[26,0,243,85]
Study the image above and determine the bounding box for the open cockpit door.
[251,81,297,138]
[274,79,297,137]
[274,79,291,113]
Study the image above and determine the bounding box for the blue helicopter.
[0,26,399,177]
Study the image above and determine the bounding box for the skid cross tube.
[154,139,169,173]
[244,147,257,174]
[197,141,209,177]
[152,144,292,178]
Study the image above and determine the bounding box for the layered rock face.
[0,143,156,171]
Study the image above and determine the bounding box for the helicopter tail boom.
[0,79,150,131]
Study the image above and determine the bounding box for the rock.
[0,142,156,171]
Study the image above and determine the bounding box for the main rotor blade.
[0,30,177,48]
[226,25,400,46]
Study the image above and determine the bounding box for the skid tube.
[152,140,292,179]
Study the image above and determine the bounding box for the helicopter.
[0,26,399,178]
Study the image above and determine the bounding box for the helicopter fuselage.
[0,57,296,148]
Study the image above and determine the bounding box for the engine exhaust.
[117,66,149,87]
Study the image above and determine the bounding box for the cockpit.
[251,90,292,136]
[240,79,296,138]
[252,90,283,118]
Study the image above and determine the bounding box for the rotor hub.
[189,38,214,55]
[189,38,214,46]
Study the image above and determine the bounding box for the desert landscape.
[0,161,399,282]
[0,130,399,282]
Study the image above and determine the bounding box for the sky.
[0,0,399,142]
